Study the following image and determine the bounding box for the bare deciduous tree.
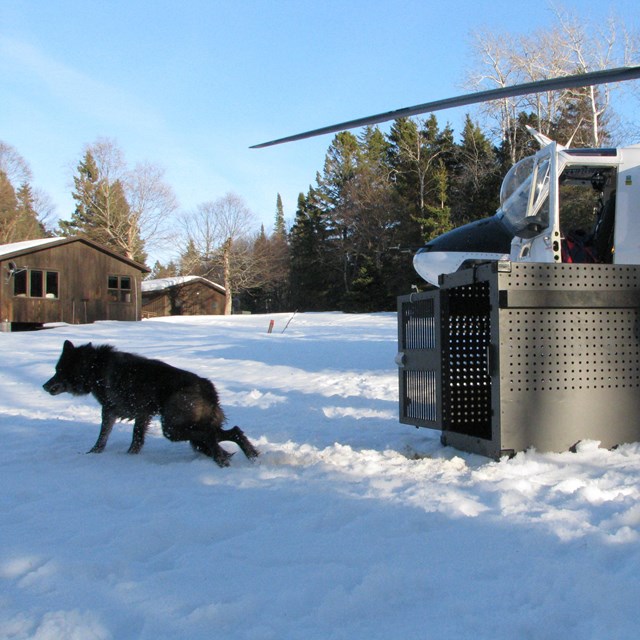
[127,161,179,255]
[466,5,639,156]
[183,193,260,314]
[31,188,56,233]
[0,141,32,186]
[466,30,524,164]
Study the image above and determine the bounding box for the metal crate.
[397,262,640,458]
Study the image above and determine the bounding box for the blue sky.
[1,0,639,264]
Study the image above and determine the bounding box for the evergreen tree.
[274,193,286,237]
[312,132,362,307]
[548,90,611,147]
[316,131,359,213]
[178,238,203,275]
[266,203,291,311]
[240,192,293,311]
[387,117,422,221]
[61,150,146,263]
[289,190,336,310]
[387,115,455,243]
[60,151,102,238]
[149,260,178,279]
[0,175,44,243]
[339,126,397,311]
[386,118,427,266]
[0,170,18,243]
[413,161,452,240]
[15,182,46,240]
[496,112,540,173]
[449,115,500,226]
[108,178,146,263]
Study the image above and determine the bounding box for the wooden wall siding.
[141,291,169,318]
[1,242,144,324]
[142,281,225,317]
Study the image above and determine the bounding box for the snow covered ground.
[2,312,640,640]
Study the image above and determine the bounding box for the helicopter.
[252,65,640,286]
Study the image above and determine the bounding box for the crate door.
[397,291,442,429]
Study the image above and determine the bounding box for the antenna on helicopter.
[251,65,640,149]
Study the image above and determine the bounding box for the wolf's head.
[43,340,99,396]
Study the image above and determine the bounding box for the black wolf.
[43,340,258,467]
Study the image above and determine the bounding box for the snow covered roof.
[0,237,65,258]
[0,236,150,271]
[142,275,225,294]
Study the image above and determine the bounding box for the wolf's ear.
[63,340,74,351]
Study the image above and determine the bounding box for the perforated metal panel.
[504,309,640,393]
[397,262,640,458]
[495,262,640,455]
[443,282,492,440]
[500,262,640,290]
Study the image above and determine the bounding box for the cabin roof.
[142,275,226,294]
[0,238,62,257]
[0,237,150,272]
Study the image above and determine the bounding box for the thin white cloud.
[0,35,164,133]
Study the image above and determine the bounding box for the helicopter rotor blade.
[251,65,640,149]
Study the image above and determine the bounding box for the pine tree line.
[0,105,616,314]
[284,115,505,312]
[252,91,618,313]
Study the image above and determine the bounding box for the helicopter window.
[500,156,535,205]
[501,156,551,239]
[558,166,617,263]
[526,158,551,220]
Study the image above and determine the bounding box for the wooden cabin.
[141,276,226,317]
[0,237,149,329]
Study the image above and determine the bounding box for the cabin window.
[108,275,132,302]
[13,270,27,296]
[30,270,43,297]
[46,271,59,298]
[13,269,59,299]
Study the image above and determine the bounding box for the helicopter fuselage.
[413,140,640,286]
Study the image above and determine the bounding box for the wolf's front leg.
[128,416,150,454]
[88,410,116,453]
